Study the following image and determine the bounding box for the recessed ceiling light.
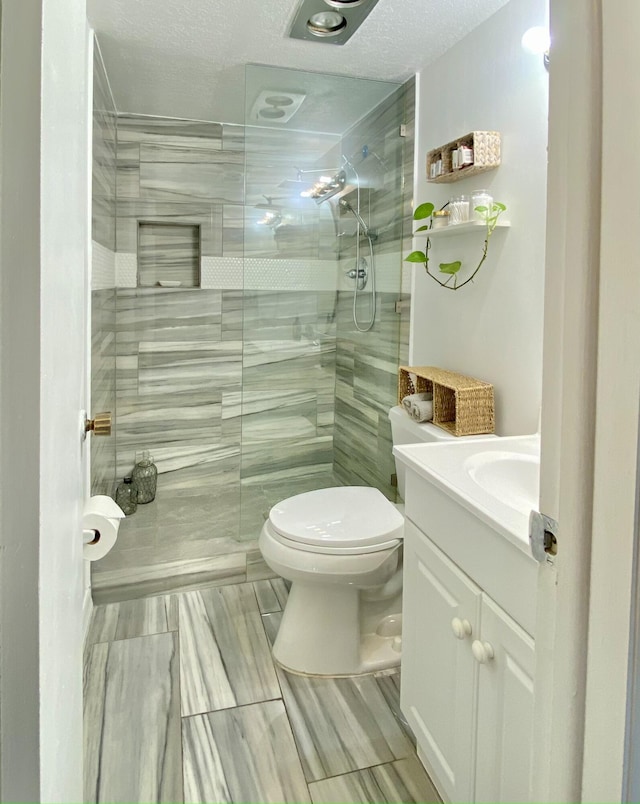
[307,10,347,37]
[324,0,366,7]
[289,0,380,45]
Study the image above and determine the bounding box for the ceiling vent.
[288,0,380,46]
[248,91,306,124]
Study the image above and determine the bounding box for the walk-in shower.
[89,57,415,601]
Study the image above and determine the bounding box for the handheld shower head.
[339,198,371,237]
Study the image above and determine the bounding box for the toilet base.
[272,580,402,676]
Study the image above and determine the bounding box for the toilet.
[258,405,458,676]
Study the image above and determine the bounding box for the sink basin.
[394,434,540,550]
[465,450,540,513]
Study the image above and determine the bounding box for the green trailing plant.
[405,200,507,290]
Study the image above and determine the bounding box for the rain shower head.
[307,170,346,204]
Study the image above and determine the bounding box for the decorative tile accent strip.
[200,256,243,289]
[244,258,338,291]
[92,241,116,290]
[116,252,137,287]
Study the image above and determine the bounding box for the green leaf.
[405,251,427,263]
[492,202,507,212]
[413,202,435,220]
[439,260,462,274]
[474,205,488,213]
[414,224,431,232]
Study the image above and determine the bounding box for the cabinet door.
[474,595,535,803]
[401,520,482,803]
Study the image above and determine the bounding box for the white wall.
[410,0,549,435]
[0,0,89,800]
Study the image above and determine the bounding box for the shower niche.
[137,221,201,288]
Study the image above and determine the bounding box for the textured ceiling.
[87,0,511,132]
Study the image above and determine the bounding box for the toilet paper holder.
[83,528,101,545]
[82,495,125,560]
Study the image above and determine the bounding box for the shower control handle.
[85,411,112,437]
[345,268,367,280]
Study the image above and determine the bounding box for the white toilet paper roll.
[83,495,125,561]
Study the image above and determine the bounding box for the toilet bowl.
[259,406,466,676]
[259,485,404,676]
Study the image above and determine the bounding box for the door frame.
[581,4,640,800]
[534,1,640,800]
[0,1,90,800]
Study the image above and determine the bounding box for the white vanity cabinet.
[402,519,535,803]
[474,593,535,803]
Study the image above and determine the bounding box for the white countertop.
[394,434,540,553]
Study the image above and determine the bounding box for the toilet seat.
[268,486,404,555]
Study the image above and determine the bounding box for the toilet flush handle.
[451,617,472,640]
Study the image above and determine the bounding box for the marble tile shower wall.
[333,80,415,498]
[91,41,117,496]
[114,115,341,550]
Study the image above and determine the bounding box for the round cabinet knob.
[451,617,472,640]
[472,640,495,664]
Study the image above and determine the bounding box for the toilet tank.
[389,405,455,499]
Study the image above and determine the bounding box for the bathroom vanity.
[394,436,540,803]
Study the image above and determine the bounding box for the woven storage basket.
[398,366,495,436]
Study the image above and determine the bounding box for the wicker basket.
[398,366,495,436]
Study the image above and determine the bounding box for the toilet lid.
[269,487,404,549]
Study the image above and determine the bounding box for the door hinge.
[529,510,558,562]
[394,299,410,314]
[399,124,407,137]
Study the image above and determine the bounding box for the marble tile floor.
[92,469,346,604]
[84,578,441,804]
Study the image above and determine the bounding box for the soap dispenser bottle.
[115,477,138,515]
[132,450,158,503]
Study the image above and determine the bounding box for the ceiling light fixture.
[289,0,380,46]
[521,26,550,70]
[307,10,347,37]
[324,0,366,7]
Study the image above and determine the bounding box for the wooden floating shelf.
[425,219,511,239]
[427,131,501,184]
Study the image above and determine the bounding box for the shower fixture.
[345,256,369,291]
[257,209,283,228]
[255,196,285,228]
[335,170,377,332]
[288,0,380,46]
[295,168,346,203]
[310,171,346,203]
[339,198,374,238]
